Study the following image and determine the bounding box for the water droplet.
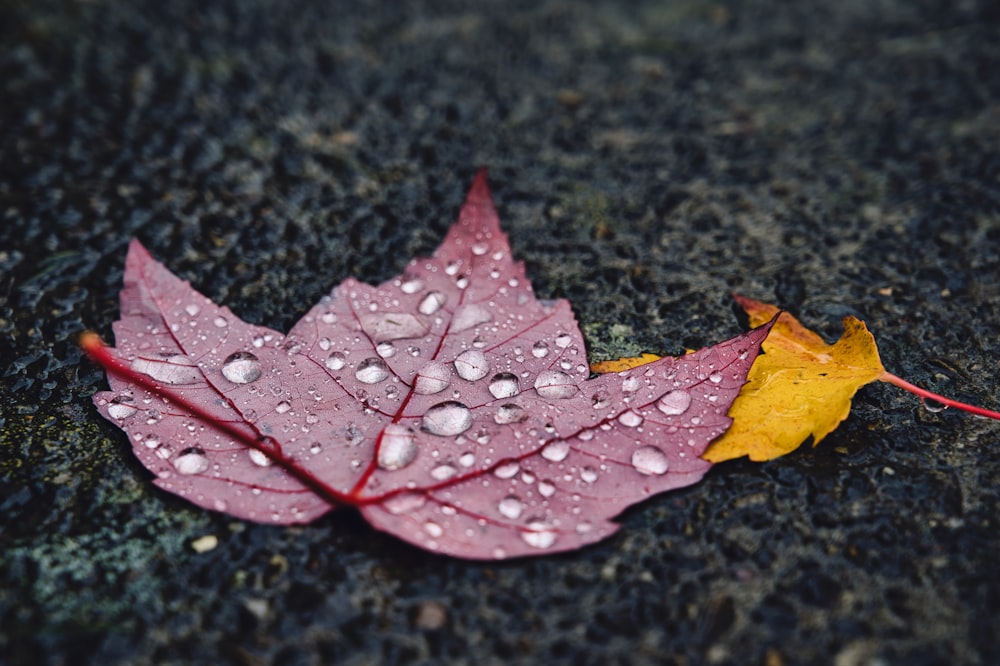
[922,397,948,413]
[498,495,524,520]
[400,276,425,294]
[321,312,337,324]
[360,312,428,342]
[538,480,556,497]
[580,467,598,483]
[494,459,520,479]
[107,396,137,420]
[213,316,228,328]
[249,449,272,467]
[708,371,723,384]
[618,410,644,428]
[384,491,427,514]
[521,522,557,549]
[531,341,550,358]
[541,440,570,462]
[459,452,476,467]
[621,376,641,393]
[422,401,473,436]
[494,403,526,425]
[445,260,462,276]
[142,435,161,449]
[472,241,489,255]
[275,400,292,414]
[451,304,492,332]
[376,341,396,358]
[656,390,692,416]
[534,370,576,399]
[131,353,201,385]
[173,447,209,475]
[184,303,200,316]
[309,443,322,454]
[355,357,390,384]
[221,351,263,384]
[414,361,452,394]
[632,446,669,475]
[378,424,418,470]
[488,372,519,399]
[431,464,457,481]
[423,521,444,538]
[418,291,446,315]
[325,351,347,371]
[454,349,489,381]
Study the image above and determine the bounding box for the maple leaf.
[703,295,1000,462]
[84,171,771,559]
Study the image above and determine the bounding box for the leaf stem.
[80,331,356,508]
[879,371,1000,420]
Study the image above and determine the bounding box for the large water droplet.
[356,357,390,384]
[173,447,209,475]
[531,341,550,358]
[656,390,692,416]
[276,400,292,414]
[538,480,556,497]
[618,410,644,428]
[413,361,452,394]
[534,370,576,399]
[632,446,669,475]
[494,459,520,479]
[325,351,347,370]
[430,464,457,481]
[376,341,396,358]
[418,291,446,315]
[454,349,489,381]
[249,449,273,467]
[554,334,573,348]
[221,351,262,384]
[422,401,473,436]
[494,403,526,425]
[399,276,425,294]
[498,495,524,520]
[131,353,201,385]
[488,373,519,399]
[451,304,492,333]
[580,467,598,483]
[107,396,137,420]
[378,424,418,470]
[541,440,570,462]
[521,522,557,549]
[360,312,428,342]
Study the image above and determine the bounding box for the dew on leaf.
[540,440,570,462]
[656,390,692,416]
[376,342,396,358]
[430,464,457,481]
[275,400,292,414]
[356,357,390,384]
[361,312,427,342]
[538,480,556,497]
[213,316,228,328]
[521,522,557,549]
[454,349,489,381]
[173,447,210,475]
[488,373,519,399]
[383,491,427,514]
[498,495,524,520]
[378,424,418,471]
[493,459,520,479]
[399,276,425,294]
[631,446,669,475]
[451,304,492,332]
[618,410,644,428]
[249,449,273,467]
[418,291,446,315]
[534,370,576,399]
[131,354,201,385]
[531,341,549,358]
[221,351,263,384]
[413,361,452,395]
[184,303,200,316]
[580,467,598,483]
[422,401,473,436]
[423,520,444,538]
[494,403,526,425]
[107,396,137,420]
[709,371,723,384]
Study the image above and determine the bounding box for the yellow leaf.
[590,353,662,374]
[702,295,885,462]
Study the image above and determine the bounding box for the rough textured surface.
[1,0,998,663]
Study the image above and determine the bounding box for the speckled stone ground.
[2,1,999,664]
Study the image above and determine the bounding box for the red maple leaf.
[85,171,772,559]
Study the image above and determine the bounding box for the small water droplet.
[494,459,520,479]
[107,396,137,420]
[384,491,427,514]
[632,446,669,475]
[400,276,425,294]
[414,361,452,394]
[657,390,692,415]
[493,403,526,425]
[376,341,396,358]
[430,464,457,480]
[922,397,948,413]
[423,520,444,538]
[521,522,557,549]
[321,312,337,324]
[531,341,550,358]
[378,424,419,470]
[213,316,228,328]
[418,291,447,315]
[309,443,322,454]
[538,480,556,497]
[621,376,641,393]
[709,371,723,384]
[498,495,524,519]
[541,440,570,462]
[618,410,644,428]
[554,333,572,348]
[472,241,489,255]
[488,372,519,399]
[142,435,161,449]
[184,303,200,316]
[580,467,598,483]
[275,400,292,414]
[422,401,473,436]
[325,351,347,370]
[534,370,576,399]
[445,260,462,276]
[221,351,263,384]
[173,447,209,475]
[249,449,272,467]
[454,349,489,381]
[356,357,390,384]
[459,452,476,467]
